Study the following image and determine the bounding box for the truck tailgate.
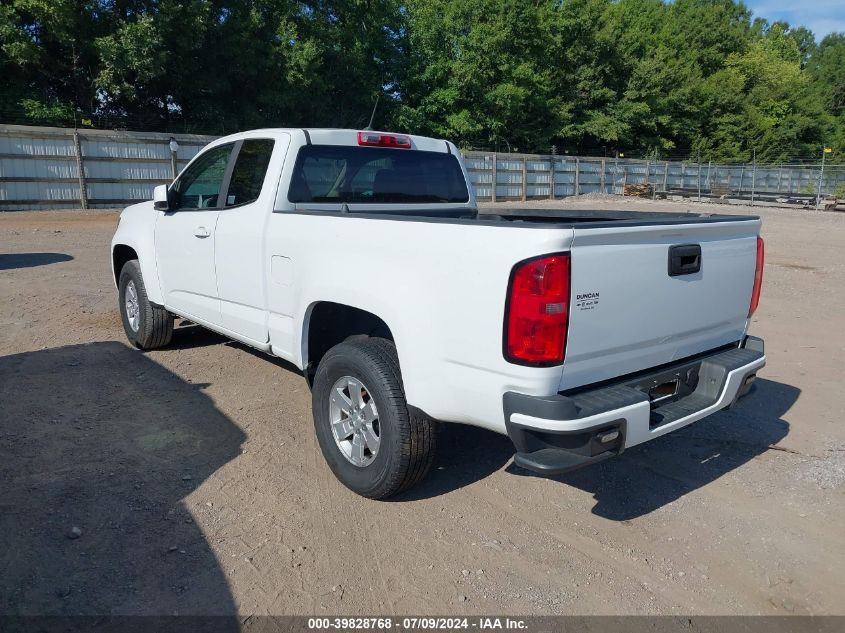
[560,218,760,391]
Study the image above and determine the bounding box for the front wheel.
[311,338,436,499]
[118,260,173,349]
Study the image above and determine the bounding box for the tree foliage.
[0,0,842,161]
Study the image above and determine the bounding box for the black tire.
[118,260,173,350]
[312,337,436,499]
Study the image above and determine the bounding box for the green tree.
[692,23,829,162]
[0,0,843,160]
[807,33,845,156]
[0,0,104,124]
[397,0,563,151]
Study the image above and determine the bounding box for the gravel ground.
[0,198,843,616]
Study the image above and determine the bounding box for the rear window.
[288,145,469,204]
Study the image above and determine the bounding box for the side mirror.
[153,184,171,211]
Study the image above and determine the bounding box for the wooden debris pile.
[623,183,654,198]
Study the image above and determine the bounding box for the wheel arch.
[302,301,395,385]
[112,244,138,287]
[110,236,164,305]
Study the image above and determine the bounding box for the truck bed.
[293,205,758,227]
[480,207,759,227]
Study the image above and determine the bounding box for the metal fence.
[2,124,845,211]
[464,152,845,208]
[0,124,215,211]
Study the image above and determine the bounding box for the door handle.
[668,244,701,276]
[194,226,211,238]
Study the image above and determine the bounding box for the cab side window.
[225,139,275,207]
[171,143,233,210]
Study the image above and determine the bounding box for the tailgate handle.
[668,244,701,276]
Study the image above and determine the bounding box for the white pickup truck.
[111,128,766,498]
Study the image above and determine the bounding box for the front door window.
[172,144,234,209]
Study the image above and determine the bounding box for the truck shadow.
[401,378,797,520]
[168,321,231,350]
[0,342,244,623]
[393,423,516,501]
[556,377,797,520]
[0,252,73,270]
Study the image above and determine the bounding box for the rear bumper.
[504,336,765,475]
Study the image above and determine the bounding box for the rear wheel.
[312,338,436,499]
[118,260,173,350]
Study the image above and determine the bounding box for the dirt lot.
[1,198,843,616]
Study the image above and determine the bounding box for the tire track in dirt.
[4,206,845,615]
[468,480,708,611]
[614,452,844,614]
[309,421,390,613]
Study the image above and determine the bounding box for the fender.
[299,291,405,364]
[110,201,165,306]
[297,290,414,390]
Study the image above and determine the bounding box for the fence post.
[697,161,702,203]
[521,156,527,202]
[170,143,178,180]
[816,147,827,210]
[681,163,686,193]
[652,161,657,200]
[491,153,497,203]
[72,128,89,210]
[751,149,757,207]
[663,162,669,194]
[621,167,627,195]
[600,159,605,195]
[575,158,581,196]
[550,156,556,200]
[614,153,620,194]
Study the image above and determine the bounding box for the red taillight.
[357,131,412,149]
[748,237,764,317]
[505,254,571,365]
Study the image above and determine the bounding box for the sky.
[745,0,845,39]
